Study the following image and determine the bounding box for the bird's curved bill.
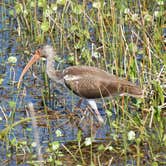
[17,50,41,88]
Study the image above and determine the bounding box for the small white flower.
[144,14,152,22]
[131,14,139,21]
[128,131,136,141]
[8,56,17,63]
[157,0,164,5]
[52,5,57,11]
[84,137,92,146]
[154,11,162,17]
[55,129,63,137]
[31,142,37,147]
[107,146,113,151]
[93,2,101,9]
[92,52,101,58]
[124,8,130,14]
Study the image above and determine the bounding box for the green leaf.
[72,5,83,15]
[51,141,60,151]
[51,3,58,11]
[128,42,137,53]
[9,9,15,16]
[144,13,152,22]
[10,137,17,146]
[106,109,112,117]
[38,0,46,7]
[57,0,66,5]
[55,160,63,165]
[15,3,23,14]
[30,1,36,8]
[77,130,82,142]
[0,78,4,85]
[41,21,49,32]
[70,25,79,32]
[47,156,53,162]
[152,162,158,166]
[97,144,105,151]
[67,55,75,64]
[9,101,16,108]
[18,140,27,145]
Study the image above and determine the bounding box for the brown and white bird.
[18,45,143,124]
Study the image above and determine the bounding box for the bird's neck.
[46,55,63,82]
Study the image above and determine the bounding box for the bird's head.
[38,45,55,58]
[17,45,54,88]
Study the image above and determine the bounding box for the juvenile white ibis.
[18,45,143,124]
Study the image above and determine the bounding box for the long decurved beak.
[17,50,41,88]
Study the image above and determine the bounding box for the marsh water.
[0,3,114,165]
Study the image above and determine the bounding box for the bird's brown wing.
[63,66,115,98]
[64,75,118,99]
[63,66,142,98]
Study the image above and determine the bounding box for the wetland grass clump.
[0,0,165,165]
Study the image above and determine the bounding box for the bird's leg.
[87,100,104,125]
[76,98,83,108]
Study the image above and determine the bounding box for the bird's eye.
[34,49,41,56]
[37,50,40,54]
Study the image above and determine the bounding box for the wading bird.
[18,45,143,125]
